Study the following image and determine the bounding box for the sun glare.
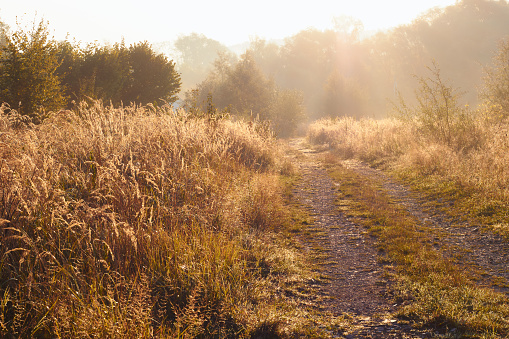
[1,0,456,45]
[3,1,509,337]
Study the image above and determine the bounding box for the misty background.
[2,0,509,130]
[164,0,509,121]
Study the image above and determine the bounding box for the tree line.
[0,20,181,121]
[2,0,509,132]
[184,52,306,137]
[177,0,509,121]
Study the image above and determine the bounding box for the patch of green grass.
[393,168,509,239]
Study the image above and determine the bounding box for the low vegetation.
[307,111,509,237]
[2,1,509,337]
[306,41,509,337]
[307,48,509,238]
[0,101,330,338]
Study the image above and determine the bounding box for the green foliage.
[0,20,66,118]
[187,52,306,137]
[55,39,84,104]
[5,0,509,124]
[78,42,131,105]
[63,41,181,107]
[224,53,274,118]
[123,42,181,105]
[0,20,181,119]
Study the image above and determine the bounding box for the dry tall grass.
[307,113,509,233]
[0,101,301,337]
[307,117,410,162]
[310,115,509,336]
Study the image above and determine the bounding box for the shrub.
[394,61,481,151]
[482,38,509,120]
[0,20,65,119]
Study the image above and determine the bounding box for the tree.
[187,52,306,137]
[55,39,86,105]
[269,89,306,137]
[77,42,130,105]
[395,62,473,149]
[0,19,182,115]
[55,40,181,107]
[322,70,368,119]
[0,20,65,118]
[247,37,281,77]
[122,42,181,105]
[173,33,235,91]
[226,52,274,118]
[192,52,274,118]
[274,27,370,118]
[332,15,364,42]
[374,0,509,110]
[278,28,337,115]
[0,20,8,47]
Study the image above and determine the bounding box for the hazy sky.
[1,0,457,46]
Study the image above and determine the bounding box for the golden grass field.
[0,101,331,338]
[3,97,509,338]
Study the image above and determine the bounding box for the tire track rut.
[342,158,509,294]
[288,138,509,337]
[288,139,436,338]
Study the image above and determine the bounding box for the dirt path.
[290,144,390,316]
[288,139,435,338]
[342,158,509,294]
[288,138,509,338]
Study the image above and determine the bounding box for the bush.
[394,61,481,151]
[0,20,181,119]
[482,38,509,120]
[0,20,65,118]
